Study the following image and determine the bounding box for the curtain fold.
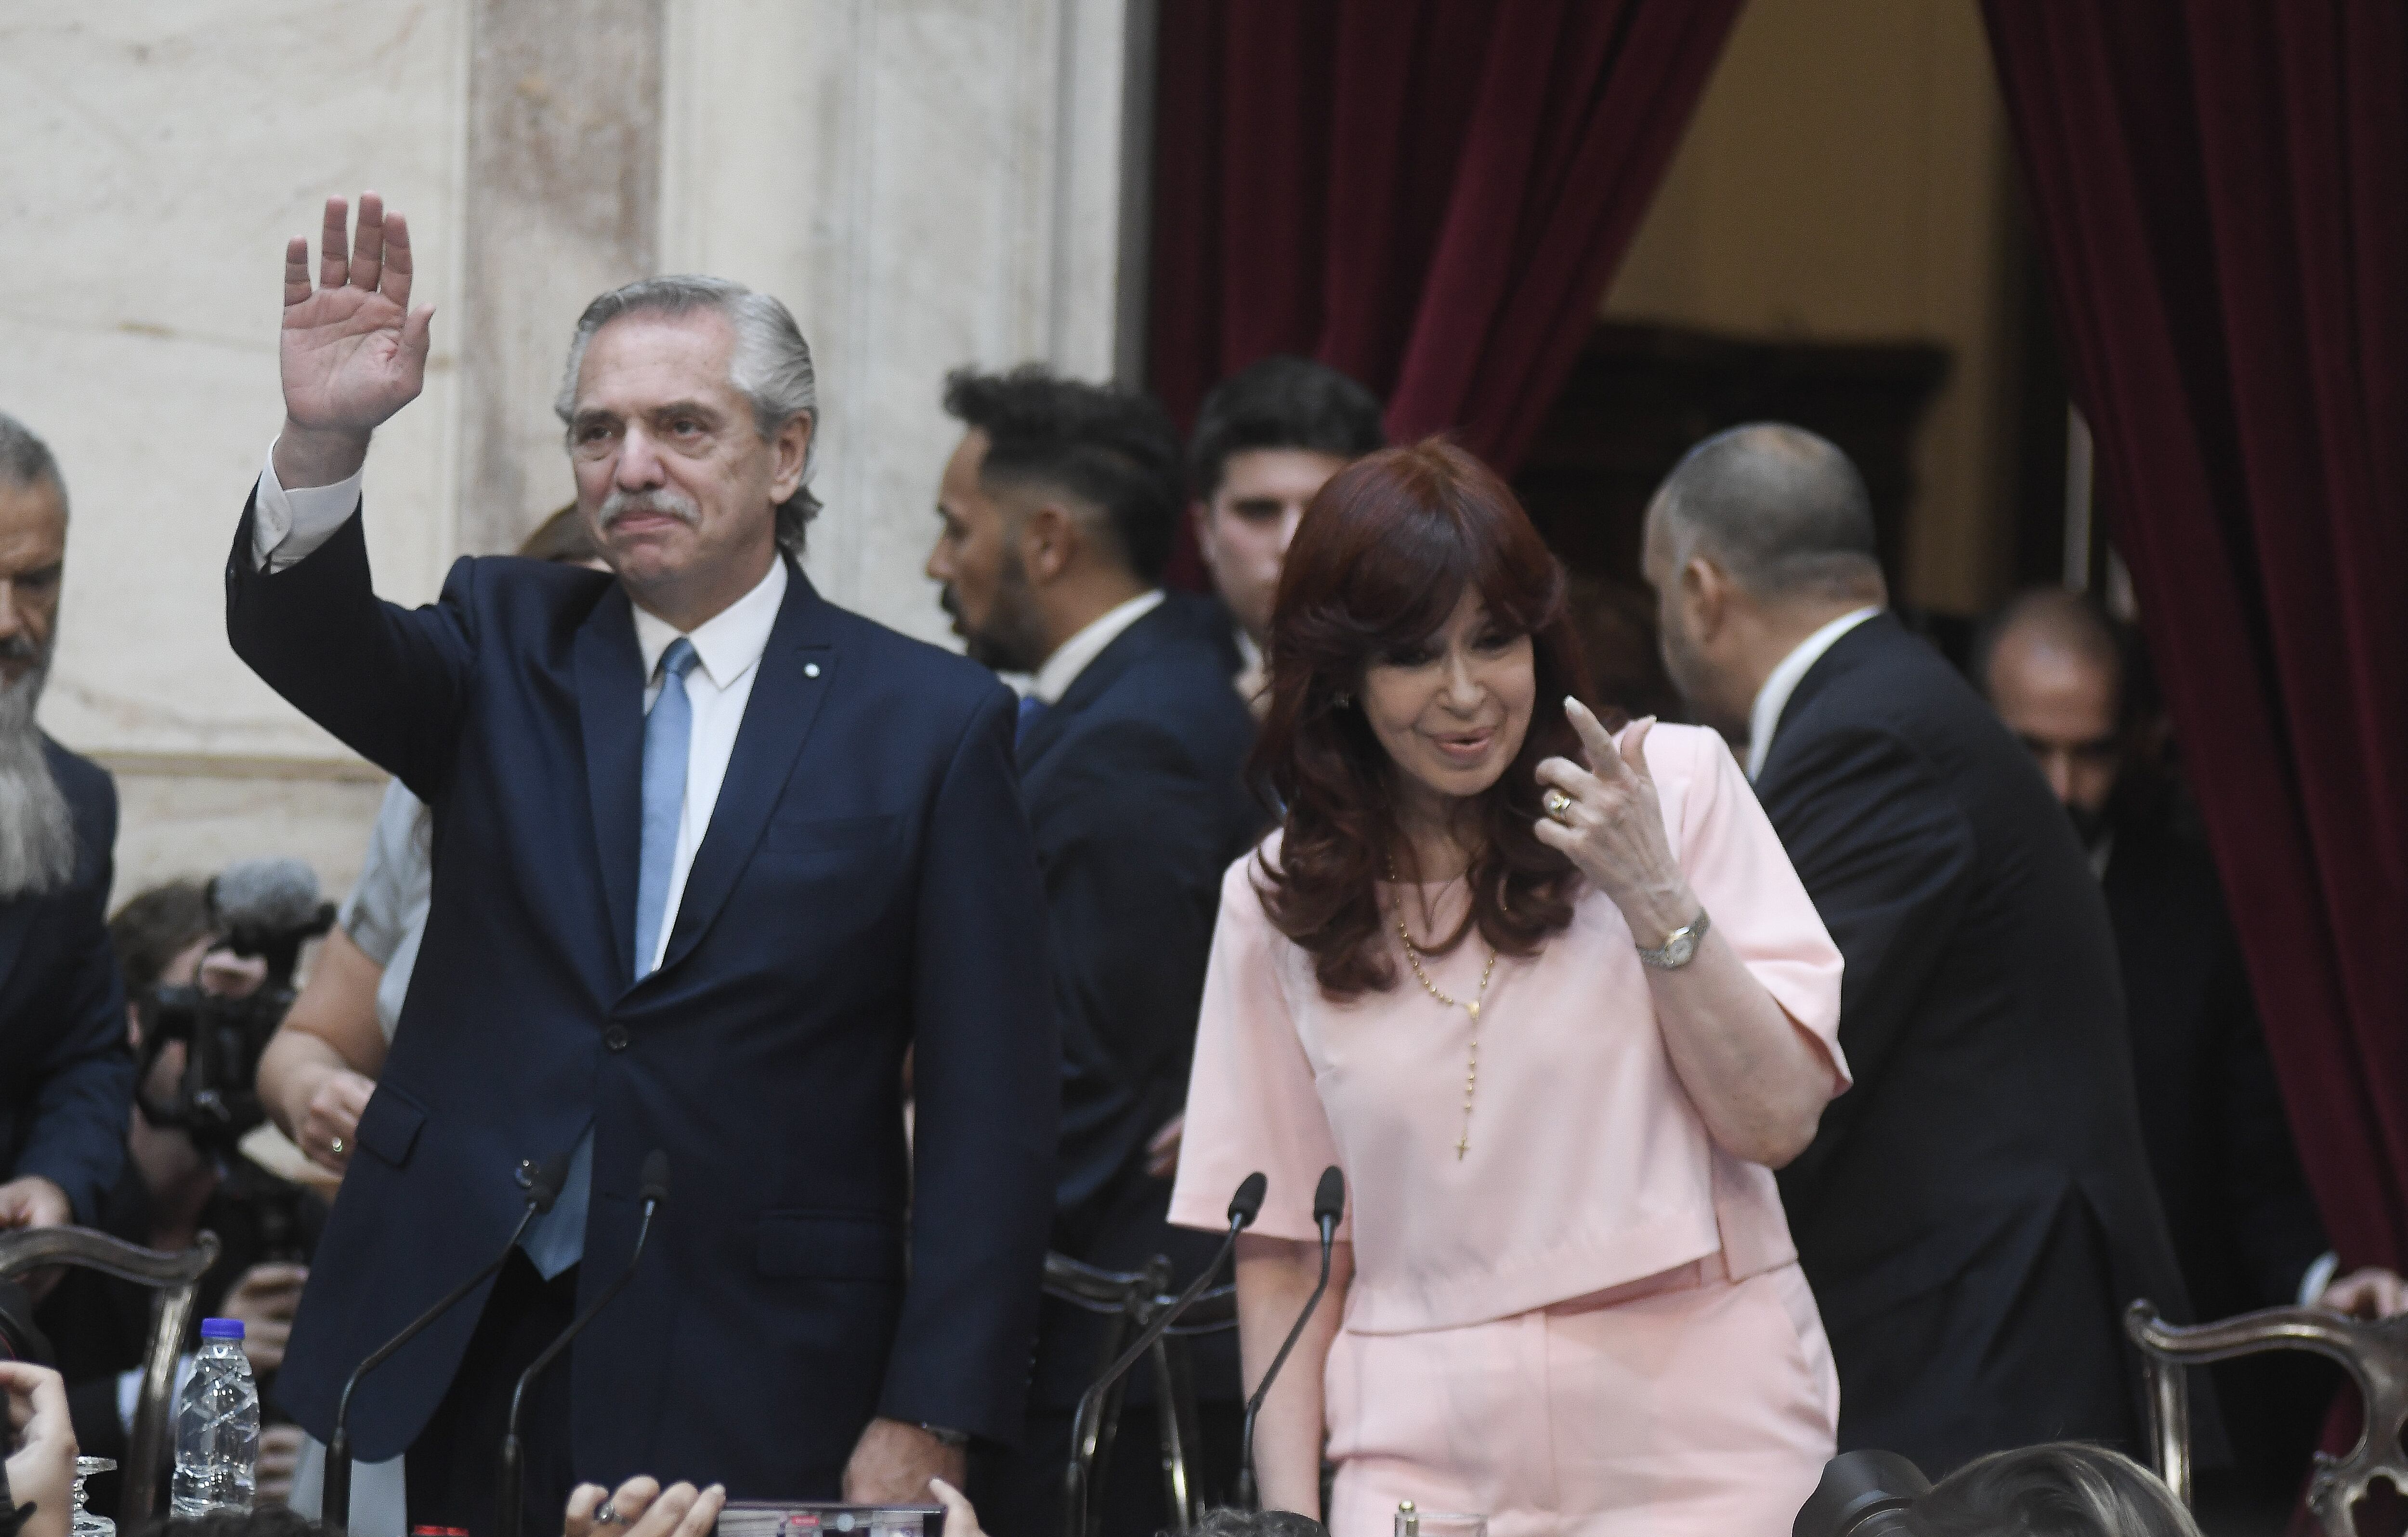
[1149,0,1743,583]
[1979,0,2408,1268]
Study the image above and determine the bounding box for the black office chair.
[1046,1250,1237,1537]
[0,1225,221,1531]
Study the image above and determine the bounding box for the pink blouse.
[1168,723,1847,1335]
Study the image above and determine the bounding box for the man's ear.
[1020,502,1076,586]
[768,413,813,505]
[1682,554,1731,641]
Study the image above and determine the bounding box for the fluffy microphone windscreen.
[211,857,322,932]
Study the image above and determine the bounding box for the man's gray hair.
[0,412,66,518]
[1653,422,1881,602]
[554,275,821,553]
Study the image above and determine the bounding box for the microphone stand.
[1064,1172,1265,1537]
[494,1152,670,1537]
[1238,1167,1345,1510]
[323,1155,568,1527]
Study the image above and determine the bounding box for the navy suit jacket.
[0,739,133,1224]
[225,502,1058,1495]
[1018,604,1257,1393]
[1761,614,2194,1473]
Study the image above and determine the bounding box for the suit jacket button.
[604,1025,631,1052]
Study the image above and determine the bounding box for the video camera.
[136,858,334,1155]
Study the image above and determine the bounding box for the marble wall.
[0,0,1146,906]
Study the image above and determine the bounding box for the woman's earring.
[1332,691,1352,708]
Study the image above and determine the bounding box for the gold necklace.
[1388,860,1498,1159]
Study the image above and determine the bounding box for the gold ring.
[1543,788,1574,825]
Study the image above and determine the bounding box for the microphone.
[322,1150,570,1527]
[1238,1166,1345,1509]
[494,1151,670,1537]
[1065,1172,1266,1537]
[209,857,336,985]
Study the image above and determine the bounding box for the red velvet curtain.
[1149,0,1744,585]
[1980,1,2408,1271]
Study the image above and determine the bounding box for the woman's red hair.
[1251,439,1608,998]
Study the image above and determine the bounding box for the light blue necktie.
[520,637,697,1281]
[1016,693,1047,746]
[632,637,700,981]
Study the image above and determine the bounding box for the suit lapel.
[654,561,837,977]
[575,586,646,985]
[1016,605,1170,775]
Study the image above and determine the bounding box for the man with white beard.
[0,413,135,1242]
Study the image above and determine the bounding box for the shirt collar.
[1232,626,1263,677]
[631,557,788,689]
[1745,606,1883,780]
[1030,590,1165,705]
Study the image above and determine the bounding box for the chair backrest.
[1046,1250,1237,1537]
[2127,1298,2408,1536]
[0,1225,221,1531]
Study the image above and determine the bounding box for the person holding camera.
[33,881,327,1510]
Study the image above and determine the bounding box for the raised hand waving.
[275,194,435,487]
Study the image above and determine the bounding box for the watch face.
[1662,931,1698,967]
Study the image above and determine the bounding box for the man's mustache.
[0,634,42,667]
[599,488,702,530]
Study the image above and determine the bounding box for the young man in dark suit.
[1640,423,2192,1474]
[229,196,1056,1531]
[0,415,133,1245]
[926,367,1257,1537]
[1981,588,2406,1518]
[1178,357,1385,712]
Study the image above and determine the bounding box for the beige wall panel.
[659,0,1136,649]
[0,2,472,899]
[454,0,665,556]
[1602,0,2017,614]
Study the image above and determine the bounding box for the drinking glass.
[72,1456,117,1537]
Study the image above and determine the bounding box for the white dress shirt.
[1028,589,1165,705]
[250,443,783,972]
[1744,606,1883,781]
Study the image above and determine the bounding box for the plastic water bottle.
[170,1318,259,1518]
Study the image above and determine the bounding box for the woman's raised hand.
[1533,699,1694,939]
[276,194,434,484]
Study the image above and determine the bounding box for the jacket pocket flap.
[756,1211,904,1281]
[355,1085,427,1169]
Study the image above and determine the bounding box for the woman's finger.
[1563,696,1621,774]
[1533,756,1606,799]
[1619,717,1658,784]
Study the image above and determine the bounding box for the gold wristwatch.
[1637,909,1711,970]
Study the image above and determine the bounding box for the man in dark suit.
[1980,589,2406,1518]
[1175,357,1386,713]
[229,195,1056,1532]
[0,414,133,1244]
[1641,423,2192,1474]
[925,367,1257,1537]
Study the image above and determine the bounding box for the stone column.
[455,0,669,556]
[657,0,1151,645]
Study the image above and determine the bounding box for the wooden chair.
[2127,1297,2408,1534]
[0,1225,220,1531]
[1047,1249,1237,1537]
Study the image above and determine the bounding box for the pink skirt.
[1322,1259,1838,1537]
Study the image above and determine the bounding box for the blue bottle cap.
[199,1317,246,1340]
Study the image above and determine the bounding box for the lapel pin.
[803,662,821,679]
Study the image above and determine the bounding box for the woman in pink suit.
[1168,441,1848,1536]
